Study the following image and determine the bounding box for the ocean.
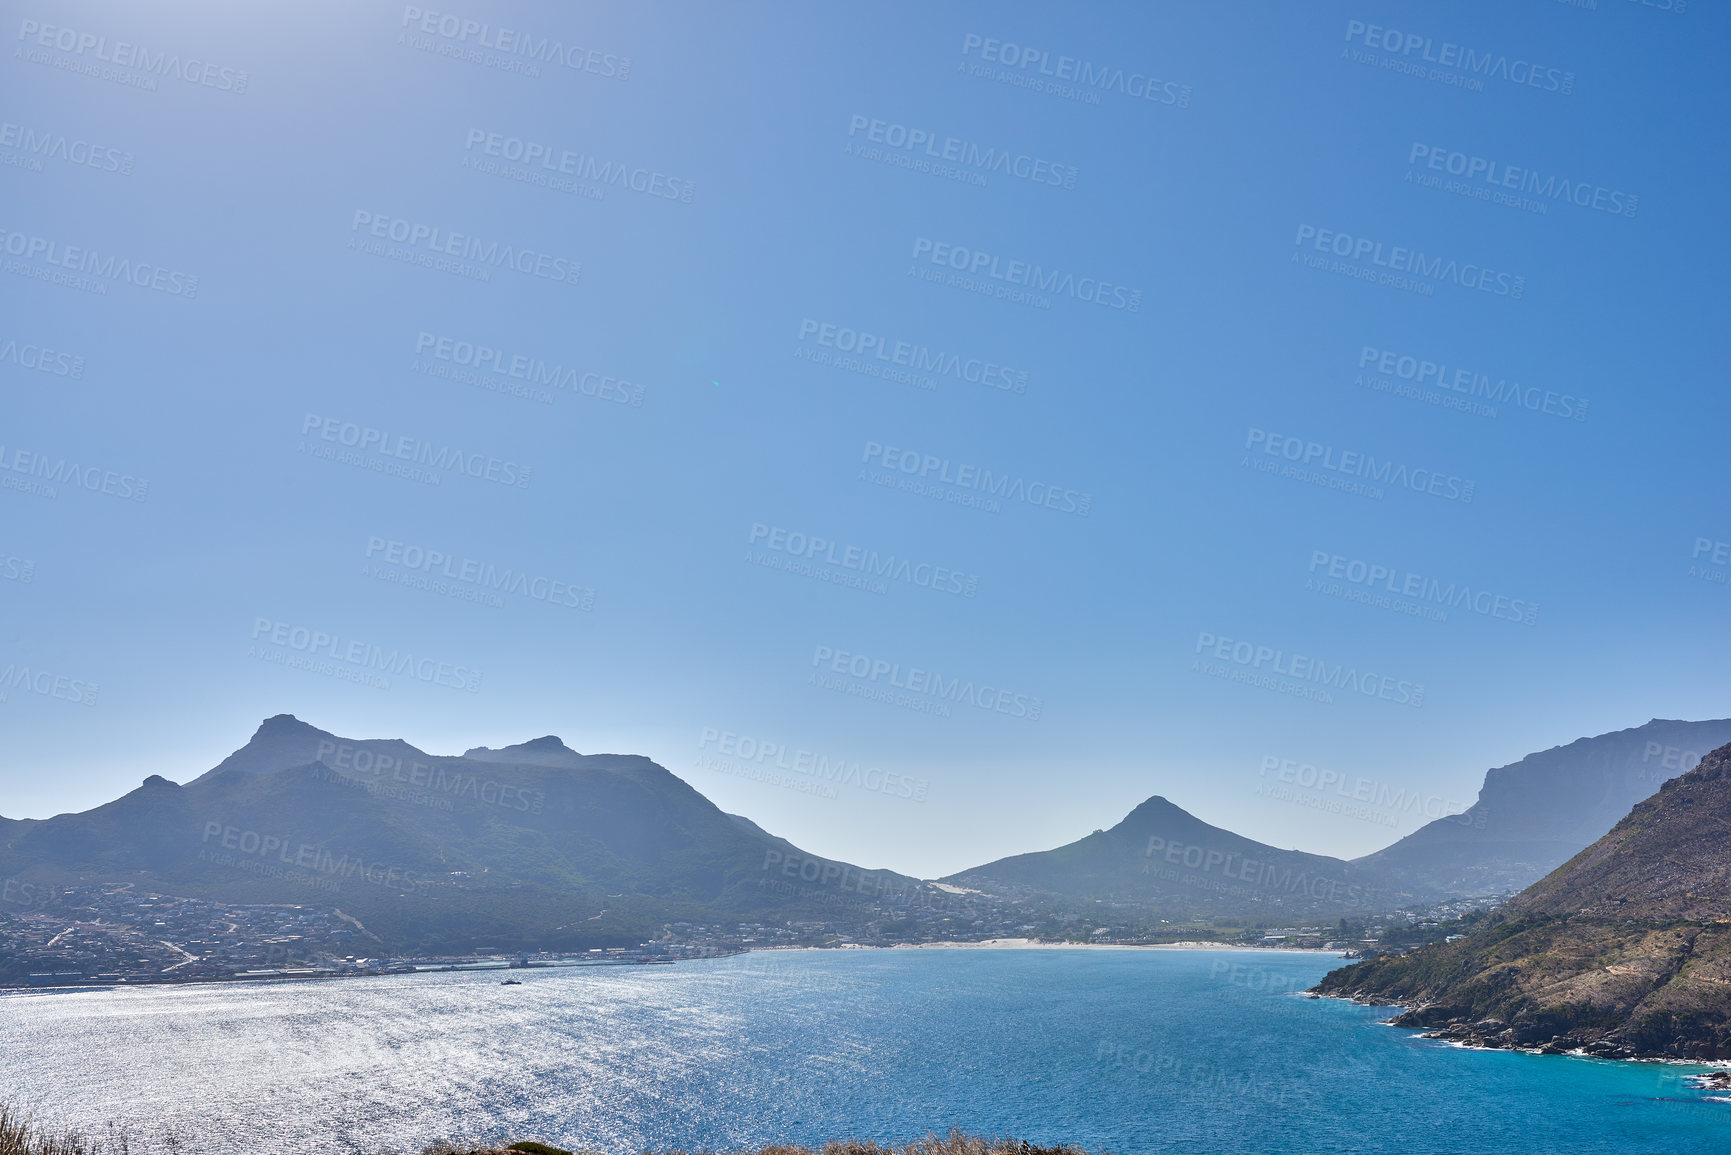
[0,949,1724,1154]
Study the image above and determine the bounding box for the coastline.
[0,940,1346,993]
[891,937,1345,953]
[1311,990,1731,1069]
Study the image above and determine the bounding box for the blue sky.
[3,0,1727,879]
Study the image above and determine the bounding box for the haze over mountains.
[943,719,1731,914]
[941,795,1415,920]
[1355,719,1731,896]
[0,715,929,953]
[2,715,1722,951]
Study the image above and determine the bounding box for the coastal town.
[0,880,1505,988]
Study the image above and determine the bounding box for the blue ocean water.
[0,949,1724,1154]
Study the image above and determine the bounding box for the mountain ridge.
[1352,717,1731,895]
[941,790,1420,920]
[0,717,930,954]
[1313,741,1731,1060]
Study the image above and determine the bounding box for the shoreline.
[1312,990,1731,1070]
[0,940,1346,994]
[889,937,1346,953]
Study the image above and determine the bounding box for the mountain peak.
[462,736,583,767]
[256,713,317,735]
[1113,794,1206,834]
[190,714,381,786]
[1122,794,1177,817]
[141,774,178,789]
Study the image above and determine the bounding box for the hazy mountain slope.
[1315,742,1731,1060]
[943,795,1424,920]
[189,713,429,785]
[463,736,589,768]
[1353,718,1731,895]
[0,716,926,952]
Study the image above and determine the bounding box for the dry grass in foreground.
[418,1137,1087,1155]
[0,1103,168,1155]
[1,1111,1089,1155]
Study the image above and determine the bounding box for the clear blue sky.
[4,0,1728,879]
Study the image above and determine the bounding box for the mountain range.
[0,715,926,953]
[940,794,1409,921]
[1313,740,1731,1060]
[939,718,1731,916]
[1354,718,1731,895]
[2,714,1724,951]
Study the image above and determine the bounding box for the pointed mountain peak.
[190,716,428,785]
[253,713,326,739]
[1115,795,1198,829]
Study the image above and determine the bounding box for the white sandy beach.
[889,937,1346,953]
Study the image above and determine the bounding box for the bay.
[0,949,1724,1154]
